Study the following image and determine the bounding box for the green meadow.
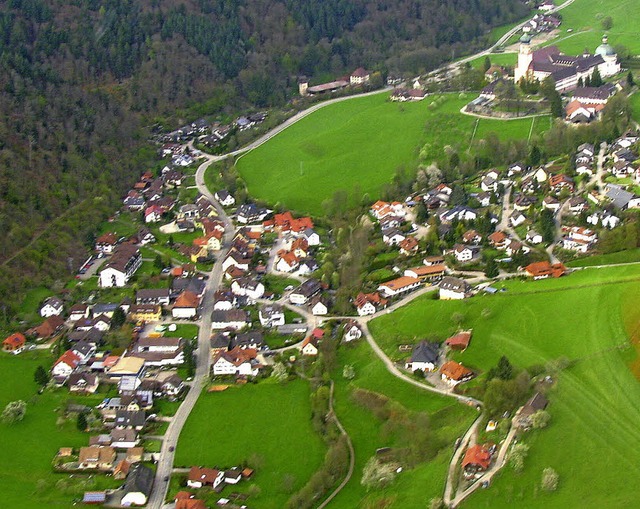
[173,380,326,509]
[369,264,640,507]
[232,93,548,216]
[330,342,476,508]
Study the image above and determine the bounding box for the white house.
[121,464,154,507]
[382,228,406,246]
[343,321,362,342]
[214,190,235,207]
[259,305,285,327]
[211,347,261,376]
[509,211,526,227]
[290,279,322,305]
[40,297,64,317]
[187,467,225,489]
[171,291,200,320]
[230,278,265,301]
[301,228,321,246]
[52,350,82,380]
[405,341,439,372]
[525,230,543,244]
[453,244,477,263]
[438,277,471,300]
[99,244,142,288]
[210,310,250,330]
[310,298,328,316]
[378,276,421,298]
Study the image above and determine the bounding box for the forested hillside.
[0,0,528,317]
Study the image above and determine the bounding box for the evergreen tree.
[528,144,541,166]
[590,67,603,87]
[34,365,49,387]
[577,77,583,87]
[628,71,635,87]
[111,307,126,329]
[77,412,88,432]
[483,56,491,73]
[540,208,556,243]
[484,257,499,278]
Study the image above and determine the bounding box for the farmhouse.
[211,347,262,376]
[515,392,549,429]
[378,276,420,298]
[343,320,362,342]
[438,277,471,300]
[187,466,225,489]
[172,291,200,319]
[445,330,472,351]
[440,361,474,386]
[525,261,566,279]
[121,464,154,507]
[403,264,446,282]
[462,444,492,477]
[405,341,439,372]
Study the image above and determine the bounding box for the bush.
[541,467,559,491]
[342,364,356,380]
[361,457,398,490]
[509,443,530,473]
[1,400,26,423]
[531,410,551,429]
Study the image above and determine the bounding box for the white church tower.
[595,35,621,78]
[514,29,533,84]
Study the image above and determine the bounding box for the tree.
[485,257,499,278]
[34,365,49,387]
[450,184,467,206]
[153,254,164,270]
[531,409,551,429]
[271,362,288,382]
[540,208,556,243]
[541,467,559,491]
[509,443,530,473]
[628,71,635,87]
[549,90,563,118]
[342,364,356,380]
[111,307,126,329]
[590,66,603,87]
[361,457,398,489]
[577,76,584,88]
[528,144,541,167]
[487,355,514,380]
[601,16,613,30]
[483,56,491,73]
[183,339,195,378]
[77,412,88,432]
[1,400,27,423]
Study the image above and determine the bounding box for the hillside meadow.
[369,264,640,508]
[232,93,549,216]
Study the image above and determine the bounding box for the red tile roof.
[445,331,472,350]
[440,360,473,381]
[462,444,491,470]
[3,333,26,349]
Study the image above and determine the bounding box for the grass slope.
[330,343,476,508]
[174,380,325,509]
[0,350,119,508]
[369,265,640,508]
[233,93,548,216]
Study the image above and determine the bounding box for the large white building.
[514,33,620,91]
[99,244,142,288]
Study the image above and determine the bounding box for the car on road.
[169,446,174,452]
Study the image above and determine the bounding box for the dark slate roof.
[123,463,154,497]
[410,341,440,364]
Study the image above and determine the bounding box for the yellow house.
[129,304,162,322]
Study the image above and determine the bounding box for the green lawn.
[369,264,640,507]
[174,380,326,509]
[233,93,549,216]
[0,350,120,508]
[330,342,477,508]
[629,91,640,123]
[567,248,640,267]
[535,0,640,56]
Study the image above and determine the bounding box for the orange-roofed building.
[525,261,566,280]
[462,444,492,476]
[3,333,26,353]
[440,360,474,386]
[445,331,472,351]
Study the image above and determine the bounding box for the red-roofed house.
[52,350,82,379]
[462,444,492,477]
[187,466,224,489]
[3,333,26,354]
[354,292,388,316]
[445,331,472,351]
[440,361,474,386]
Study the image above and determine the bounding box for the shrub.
[541,467,559,491]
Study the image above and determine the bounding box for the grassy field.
[233,93,549,216]
[534,0,640,56]
[567,248,640,267]
[330,342,477,508]
[629,91,640,123]
[174,380,326,509]
[0,350,120,508]
[369,264,640,508]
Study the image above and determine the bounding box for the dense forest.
[0,0,528,318]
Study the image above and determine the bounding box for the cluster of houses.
[404,331,475,386]
[268,211,320,275]
[565,84,617,123]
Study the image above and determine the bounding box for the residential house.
[99,244,142,288]
[210,310,250,330]
[525,230,543,245]
[343,320,362,342]
[129,305,162,323]
[136,289,171,306]
[440,360,474,386]
[488,231,510,250]
[562,226,597,253]
[236,203,270,224]
[29,315,65,339]
[40,296,64,317]
[68,304,89,322]
[114,410,146,431]
[405,341,439,372]
[399,236,419,255]
[68,372,99,393]
[300,336,319,356]
[172,291,200,319]
[542,195,561,212]
[513,194,537,211]
[568,196,588,214]
[509,211,526,227]
[231,332,264,350]
[133,337,184,367]
[110,429,139,449]
[462,444,492,477]
[211,347,262,376]
[382,227,406,246]
[445,331,472,351]
[548,174,575,193]
[403,264,446,282]
[52,350,82,380]
[525,261,566,279]
[187,466,225,489]
[438,277,471,300]
[480,175,498,193]
[95,232,118,254]
[230,278,265,301]
[440,206,478,223]
[215,190,235,207]
[354,292,388,316]
[424,255,445,266]
[377,276,421,298]
[121,464,154,507]
[462,230,482,245]
[350,67,370,84]
[259,304,285,327]
[290,279,322,305]
[452,244,479,263]
[515,392,549,429]
[3,333,26,354]
[275,251,300,273]
[605,184,640,210]
[78,446,116,471]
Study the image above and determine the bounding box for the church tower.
[514,30,533,84]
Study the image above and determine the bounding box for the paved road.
[443,415,484,506]
[147,157,235,509]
